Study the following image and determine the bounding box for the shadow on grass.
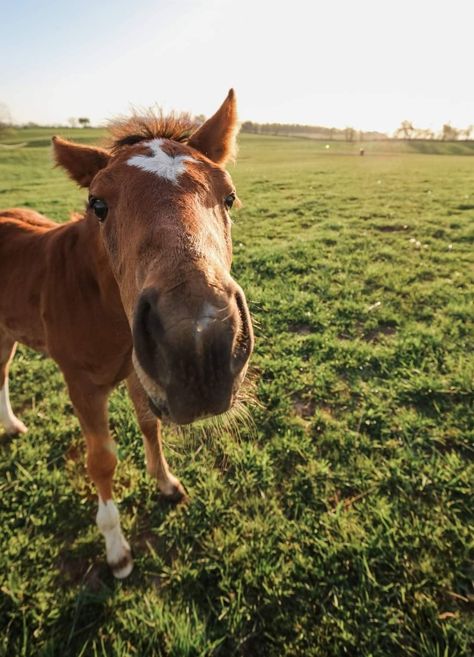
[39,489,184,655]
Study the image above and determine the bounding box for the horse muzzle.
[132,283,253,425]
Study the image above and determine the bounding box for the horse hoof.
[161,481,188,505]
[110,551,133,579]
[158,472,188,504]
[3,419,28,435]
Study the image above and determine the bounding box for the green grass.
[0,130,473,657]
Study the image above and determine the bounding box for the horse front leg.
[0,337,27,435]
[66,378,133,578]
[126,370,186,503]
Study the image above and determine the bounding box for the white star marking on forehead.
[126,138,197,184]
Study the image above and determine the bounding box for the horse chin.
[148,390,237,426]
[132,351,240,426]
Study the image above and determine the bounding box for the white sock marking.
[96,497,133,578]
[127,138,197,183]
[158,471,183,497]
[0,379,27,434]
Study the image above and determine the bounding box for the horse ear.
[188,89,238,166]
[52,136,110,188]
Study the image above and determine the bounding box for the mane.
[107,110,199,154]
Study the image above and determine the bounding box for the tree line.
[1,101,472,141]
[241,120,474,141]
[240,121,388,141]
[393,120,473,140]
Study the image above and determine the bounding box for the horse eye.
[224,192,236,210]
[89,197,108,222]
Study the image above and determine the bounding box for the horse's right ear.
[52,136,110,188]
[188,89,238,165]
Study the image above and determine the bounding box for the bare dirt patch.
[374,224,409,233]
[363,325,397,343]
[288,322,312,335]
[292,396,317,418]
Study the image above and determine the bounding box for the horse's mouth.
[147,392,235,426]
[137,347,241,425]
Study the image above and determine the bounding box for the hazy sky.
[1,0,473,133]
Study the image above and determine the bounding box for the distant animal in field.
[0,90,253,578]
[359,148,365,156]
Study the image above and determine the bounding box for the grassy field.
[0,129,473,656]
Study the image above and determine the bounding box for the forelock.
[107,110,200,154]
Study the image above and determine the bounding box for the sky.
[1,0,473,134]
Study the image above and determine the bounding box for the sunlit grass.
[0,131,473,656]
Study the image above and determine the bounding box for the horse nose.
[132,283,254,424]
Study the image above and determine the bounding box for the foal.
[0,90,253,577]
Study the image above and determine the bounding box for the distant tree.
[68,117,78,128]
[441,123,459,140]
[460,125,473,140]
[413,127,435,140]
[0,102,12,134]
[394,120,415,139]
[78,117,91,128]
[241,121,256,133]
[344,127,355,142]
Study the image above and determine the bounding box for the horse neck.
[64,215,124,316]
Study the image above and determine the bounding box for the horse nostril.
[137,294,159,340]
[133,290,169,384]
[232,290,254,374]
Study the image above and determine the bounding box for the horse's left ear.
[52,136,110,188]
[188,89,238,166]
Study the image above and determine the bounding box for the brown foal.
[0,90,253,577]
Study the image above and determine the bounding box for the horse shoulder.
[41,219,133,385]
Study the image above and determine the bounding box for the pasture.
[0,129,473,656]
